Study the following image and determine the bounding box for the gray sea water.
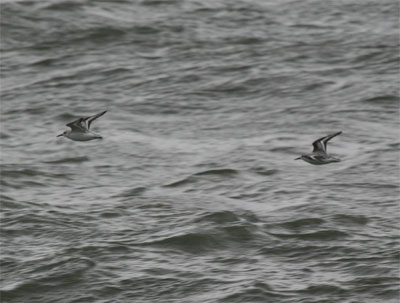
[1,0,399,302]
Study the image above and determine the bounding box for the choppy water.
[1,0,399,302]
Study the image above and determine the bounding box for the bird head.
[57,131,67,137]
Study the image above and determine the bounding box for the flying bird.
[57,111,106,141]
[295,131,342,165]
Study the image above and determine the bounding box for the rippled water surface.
[1,0,399,302]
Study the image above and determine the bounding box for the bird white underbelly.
[66,132,101,141]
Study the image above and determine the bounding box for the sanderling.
[295,131,342,165]
[57,111,107,141]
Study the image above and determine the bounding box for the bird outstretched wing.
[82,110,107,130]
[312,131,342,153]
[66,111,107,131]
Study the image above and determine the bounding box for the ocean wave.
[143,215,259,253]
[194,210,241,224]
[363,94,399,104]
[1,167,71,179]
[143,231,225,253]
[331,214,369,225]
[249,167,279,176]
[267,230,349,241]
[220,281,290,303]
[44,156,90,164]
[268,217,326,230]
[1,257,95,301]
[194,168,239,176]
[298,284,347,295]
[164,168,239,188]
[114,186,147,198]
[43,0,85,11]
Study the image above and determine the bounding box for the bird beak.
[294,157,301,160]
[57,133,63,137]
